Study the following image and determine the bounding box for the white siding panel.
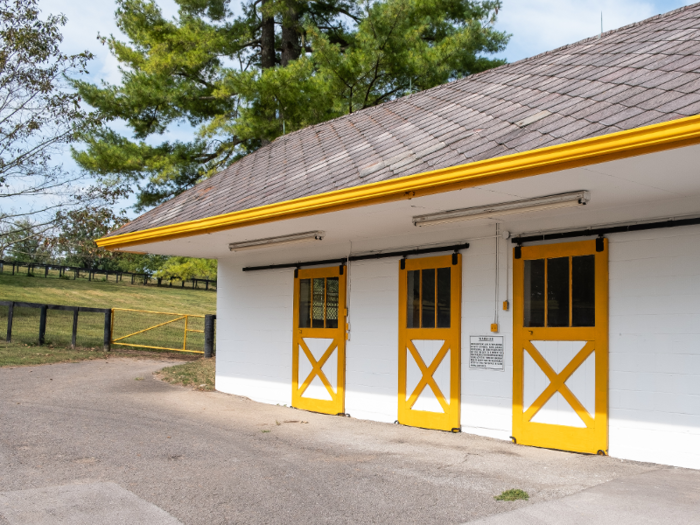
[608,227,700,470]
[461,237,513,441]
[215,260,294,406]
[344,259,399,423]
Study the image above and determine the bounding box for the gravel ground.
[0,358,678,524]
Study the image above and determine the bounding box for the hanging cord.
[494,223,500,327]
[346,241,352,341]
[505,229,510,312]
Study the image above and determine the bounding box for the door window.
[298,277,339,328]
[406,267,451,329]
[524,255,595,327]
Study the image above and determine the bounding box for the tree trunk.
[260,0,275,69]
[281,0,301,67]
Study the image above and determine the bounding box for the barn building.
[98,5,700,470]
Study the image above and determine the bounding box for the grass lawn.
[0,273,217,356]
[0,272,216,313]
[156,358,216,391]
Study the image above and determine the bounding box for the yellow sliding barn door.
[292,266,346,415]
[398,254,461,431]
[513,239,609,454]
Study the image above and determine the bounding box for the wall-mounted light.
[229,231,325,252]
[412,191,590,227]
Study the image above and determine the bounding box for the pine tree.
[72,0,509,209]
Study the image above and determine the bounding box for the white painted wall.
[461,237,513,441]
[608,226,700,470]
[214,227,700,470]
[344,258,399,422]
[215,259,294,406]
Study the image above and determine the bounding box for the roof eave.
[97,114,700,250]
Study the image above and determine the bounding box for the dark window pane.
[407,270,420,328]
[422,268,436,328]
[524,260,545,327]
[312,278,325,328]
[326,277,339,328]
[437,267,451,328]
[299,279,311,328]
[572,255,595,327]
[547,257,570,327]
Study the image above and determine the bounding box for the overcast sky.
[34,0,696,216]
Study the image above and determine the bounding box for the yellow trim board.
[97,114,700,249]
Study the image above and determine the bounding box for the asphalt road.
[0,358,697,524]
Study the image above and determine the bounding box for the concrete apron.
[467,468,700,525]
[0,482,182,525]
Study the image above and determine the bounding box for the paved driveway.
[0,359,697,524]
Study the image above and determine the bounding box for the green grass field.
[0,272,216,312]
[0,273,217,362]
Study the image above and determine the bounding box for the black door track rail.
[243,242,470,272]
[512,215,700,258]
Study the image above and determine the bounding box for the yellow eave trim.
[97,114,700,249]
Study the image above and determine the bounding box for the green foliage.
[494,489,529,501]
[155,256,217,281]
[54,206,130,270]
[72,0,509,209]
[52,205,166,273]
[1,220,54,262]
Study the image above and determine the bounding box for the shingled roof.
[110,3,700,237]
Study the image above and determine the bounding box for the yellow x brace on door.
[296,337,339,403]
[523,340,595,429]
[405,339,451,414]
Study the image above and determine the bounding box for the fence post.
[204,314,215,358]
[39,305,47,345]
[103,310,111,352]
[6,302,14,342]
[71,309,79,349]
[45,266,49,278]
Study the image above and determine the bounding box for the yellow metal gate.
[292,266,347,415]
[398,254,462,431]
[513,239,608,454]
[110,308,206,354]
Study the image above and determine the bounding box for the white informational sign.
[469,336,505,371]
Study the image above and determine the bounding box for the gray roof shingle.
[110,3,700,237]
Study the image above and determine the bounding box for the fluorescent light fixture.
[412,191,590,227]
[229,231,324,252]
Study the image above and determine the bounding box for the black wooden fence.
[1,300,216,357]
[0,260,216,291]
